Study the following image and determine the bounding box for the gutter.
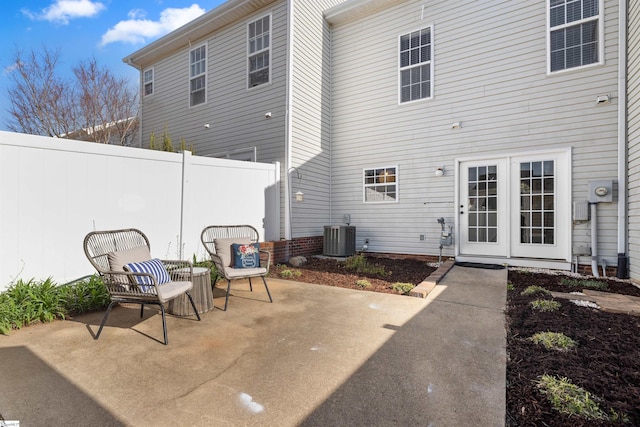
[617,0,629,278]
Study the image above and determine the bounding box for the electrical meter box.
[588,180,613,203]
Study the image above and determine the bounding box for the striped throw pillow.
[124,258,171,291]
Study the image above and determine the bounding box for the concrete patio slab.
[0,265,507,426]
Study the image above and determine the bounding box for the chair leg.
[248,277,253,292]
[262,277,273,303]
[159,304,168,345]
[140,304,144,318]
[96,301,115,339]
[223,279,232,311]
[185,291,201,321]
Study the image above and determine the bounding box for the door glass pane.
[520,160,555,245]
[467,164,498,243]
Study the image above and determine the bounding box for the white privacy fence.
[0,131,280,291]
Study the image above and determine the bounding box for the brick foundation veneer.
[260,236,324,264]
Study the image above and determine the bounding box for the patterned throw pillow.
[232,243,260,268]
[124,258,171,291]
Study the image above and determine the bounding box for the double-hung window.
[364,167,397,203]
[399,27,433,103]
[548,0,602,73]
[189,44,206,106]
[248,15,270,88]
[143,68,153,96]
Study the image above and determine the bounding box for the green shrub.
[560,278,608,291]
[355,279,371,288]
[521,285,551,296]
[0,275,110,335]
[530,299,561,312]
[279,269,301,279]
[530,332,578,351]
[392,282,415,294]
[344,254,387,276]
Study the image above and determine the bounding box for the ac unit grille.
[323,226,356,256]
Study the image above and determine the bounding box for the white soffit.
[324,0,405,26]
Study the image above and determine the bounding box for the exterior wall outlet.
[419,234,425,241]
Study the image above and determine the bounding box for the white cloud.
[100,4,205,46]
[22,0,106,25]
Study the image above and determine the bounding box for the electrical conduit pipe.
[591,202,600,278]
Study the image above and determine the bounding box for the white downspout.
[284,0,295,241]
[617,0,629,278]
[591,202,600,278]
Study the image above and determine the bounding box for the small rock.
[289,256,308,267]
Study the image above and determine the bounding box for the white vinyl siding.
[548,0,603,73]
[248,15,271,88]
[143,68,153,96]
[399,26,433,103]
[329,0,619,259]
[190,44,207,106]
[628,0,640,281]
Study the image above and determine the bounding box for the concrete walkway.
[0,265,507,426]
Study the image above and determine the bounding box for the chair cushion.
[107,245,152,284]
[124,258,171,291]
[232,243,260,268]
[156,280,193,303]
[214,237,251,267]
[225,267,267,278]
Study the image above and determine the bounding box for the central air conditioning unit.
[323,225,356,256]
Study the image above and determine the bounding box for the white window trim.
[363,166,399,204]
[143,67,154,97]
[189,43,207,107]
[546,0,604,75]
[398,24,434,105]
[247,13,272,90]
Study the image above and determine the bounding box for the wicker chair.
[201,225,273,311]
[84,228,201,345]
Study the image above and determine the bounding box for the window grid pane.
[364,167,397,203]
[467,165,498,243]
[549,0,599,72]
[519,161,555,245]
[399,27,431,102]
[189,46,206,106]
[248,15,271,88]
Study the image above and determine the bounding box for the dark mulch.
[506,270,640,426]
[269,256,640,425]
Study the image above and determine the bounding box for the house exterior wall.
[288,0,345,238]
[139,0,288,164]
[328,0,621,263]
[629,0,640,282]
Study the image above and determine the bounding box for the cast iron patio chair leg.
[159,304,168,345]
[96,301,115,339]
[262,277,273,303]
[185,291,201,321]
[248,277,253,292]
[223,279,232,311]
[140,304,144,318]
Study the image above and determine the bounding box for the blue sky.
[0,0,227,131]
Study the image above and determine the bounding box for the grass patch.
[530,332,578,351]
[536,374,614,421]
[530,299,561,312]
[392,282,415,294]
[343,254,388,276]
[560,278,608,291]
[521,285,551,296]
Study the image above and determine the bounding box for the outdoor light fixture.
[295,191,304,202]
[451,121,462,129]
[435,167,445,177]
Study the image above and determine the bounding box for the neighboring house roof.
[123,0,278,69]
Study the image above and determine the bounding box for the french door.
[458,150,570,261]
